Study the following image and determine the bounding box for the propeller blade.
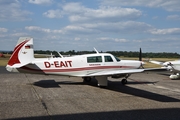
[138,48,144,69]
[139,48,142,61]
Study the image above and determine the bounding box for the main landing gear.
[83,76,108,86]
[83,77,92,82]
[121,74,130,85]
[121,79,127,85]
[83,74,130,86]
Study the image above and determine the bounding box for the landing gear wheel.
[83,77,92,82]
[121,79,127,85]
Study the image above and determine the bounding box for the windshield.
[114,56,121,62]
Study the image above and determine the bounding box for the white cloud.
[114,38,128,42]
[0,0,32,21]
[43,2,142,22]
[101,0,158,6]
[152,16,159,20]
[43,9,63,18]
[25,26,63,33]
[150,28,180,35]
[78,21,152,34]
[11,33,29,37]
[28,0,53,5]
[25,26,51,33]
[167,15,180,21]
[99,37,128,42]
[100,0,180,11]
[69,6,142,23]
[74,37,81,41]
[62,25,97,34]
[25,20,153,36]
[62,2,86,14]
[0,28,8,32]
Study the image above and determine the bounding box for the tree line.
[34,50,180,58]
[1,50,180,58]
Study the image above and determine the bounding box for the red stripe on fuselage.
[8,40,29,66]
[20,65,135,73]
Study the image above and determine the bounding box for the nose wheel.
[121,79,127,85]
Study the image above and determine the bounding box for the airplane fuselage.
[14,53,141,77]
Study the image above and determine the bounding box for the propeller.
[163,62,174,71]
[139,48,142,61]
[139,48,144,69]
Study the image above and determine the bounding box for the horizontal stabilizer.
[6,63,31,72]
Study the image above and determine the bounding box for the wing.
[149,60,164,65]
[79,69,144,77]
[144,67,168,71]
[148,60,169,71]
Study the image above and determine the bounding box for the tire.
[121,79,127,85]
[83,77,91,82]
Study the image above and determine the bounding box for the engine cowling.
[169,73,180,80]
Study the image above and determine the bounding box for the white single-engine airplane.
[150,60,180,80]
[6,37,147,86]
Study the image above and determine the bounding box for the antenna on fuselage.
[50,53,53,58]
[57,51,64,58]
[94,47,99,54]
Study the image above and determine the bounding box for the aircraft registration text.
[44,61,72,68]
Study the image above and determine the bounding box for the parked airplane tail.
[6,37,34,72]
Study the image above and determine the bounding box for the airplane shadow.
[33,78,180,102]
[5,108,180,120]
[33,80,61,88]
[106,80,180,102]
[158,73,171,76]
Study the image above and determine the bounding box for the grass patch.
[0,59,8,66]
[0,54,11,66]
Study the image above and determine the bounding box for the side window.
[87,56,102,63]
[104,56,113,62]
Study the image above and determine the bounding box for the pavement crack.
[41,99,48,110]
[24,74,52,118]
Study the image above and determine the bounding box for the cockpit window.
[104,56,113,62]
[87,56,102,63]
[114,56,121,62]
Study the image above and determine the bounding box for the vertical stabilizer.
[6,37,34,72]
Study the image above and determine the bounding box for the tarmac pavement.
[0,66,180,120]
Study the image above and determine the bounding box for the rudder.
[6,37,34,71]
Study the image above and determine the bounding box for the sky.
[0,0,180,53]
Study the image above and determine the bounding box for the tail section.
[6,37,34,72]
